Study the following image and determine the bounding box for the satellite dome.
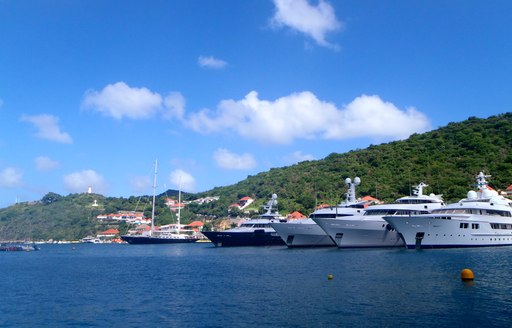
[354,177,361,185]
[345,178,352,185]
[482,189,493,198]
[467,190,477,199]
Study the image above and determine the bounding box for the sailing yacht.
[202,194,286,247]
[385,172,512,249]
[121,160,199,244]
[313,182,445,247]
[270,177,368,247]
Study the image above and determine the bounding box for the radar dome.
[354,177,361,185]
[467,190,478,199]
[482,189,493,198]
[345,178,352,185]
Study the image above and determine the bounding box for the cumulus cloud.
[130,175,152,193]
[163,92,186,120]
[63,170,107,194]
[20,114,73,143]
[186,91,431,144]
[169,169,195,192]
[82,82,163,120]
[35,156,60,171]
[0,167,23,188]
[271,0,342,49]
[198,55,228,69]
[213,148,257,170]
[283,151,316,165]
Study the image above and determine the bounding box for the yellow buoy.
[327,274,334,280]
[461,268,474,281]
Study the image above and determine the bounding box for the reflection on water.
[2,243,512,327]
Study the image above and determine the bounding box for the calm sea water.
[1,243,512,327]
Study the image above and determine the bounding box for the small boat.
[0,243,39,251]
[121,160,200,245]
[202,194,286,247]
[313,182,445,248]
[385,172,512,249]
[270,177,368,247]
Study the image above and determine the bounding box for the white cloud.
[186,91,431,144]
[63,170,107,194]
[0,167,23,188]
[130,175,152,193]
[327,95,430,140]
[271,0,342,49]
[20,114,73,144]
[82,82,162,120]
[283,151,316,165]
[213,148,257,170]
[198,55,228,69]
[169,169,196,192]
[35,156,60,171]
[163,92,185,120]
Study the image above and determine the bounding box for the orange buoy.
[461,268,474,281]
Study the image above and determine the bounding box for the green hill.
[1,113,512,241]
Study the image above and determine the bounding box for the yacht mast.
[150,159,158,237]
[177,176,182,234]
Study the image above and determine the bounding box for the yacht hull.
[202,230,285,247]
[121,235,199,244]
[270,221,335,247]
[314,218,404,248]
[385,215,512,249]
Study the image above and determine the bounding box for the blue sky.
[1,0,511,208]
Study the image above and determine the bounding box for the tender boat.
[202,194,286,247]
[385,172,512,249]
[270,177,367,247]
[0,243,39,251]
[313,182,445,248]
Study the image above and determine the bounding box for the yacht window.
[471,223,479,229]
[459,223,469,229]
[487,209,512,217]
[364,209,396,216]
[395,199,437,204]
[310,214,337,219]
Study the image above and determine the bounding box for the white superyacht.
[270,177,368,247]
[313,182,444,248]
[385,172,512,249]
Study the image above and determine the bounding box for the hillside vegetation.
[1,113,512,241]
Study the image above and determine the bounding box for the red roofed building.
[287,211,306,220]
[505,185,512,196]
[361,195,381,205]
[186,221,204,231]
[96,228,120,242]
[228,196,254,211]
[98,228,119,236]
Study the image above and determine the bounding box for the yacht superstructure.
[270,177,367,247]
[313,182,444,248]
[202,194,286,247]
[385,172,512,249]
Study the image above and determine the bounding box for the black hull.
[121,235,199,245]
[202,231,285,247]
